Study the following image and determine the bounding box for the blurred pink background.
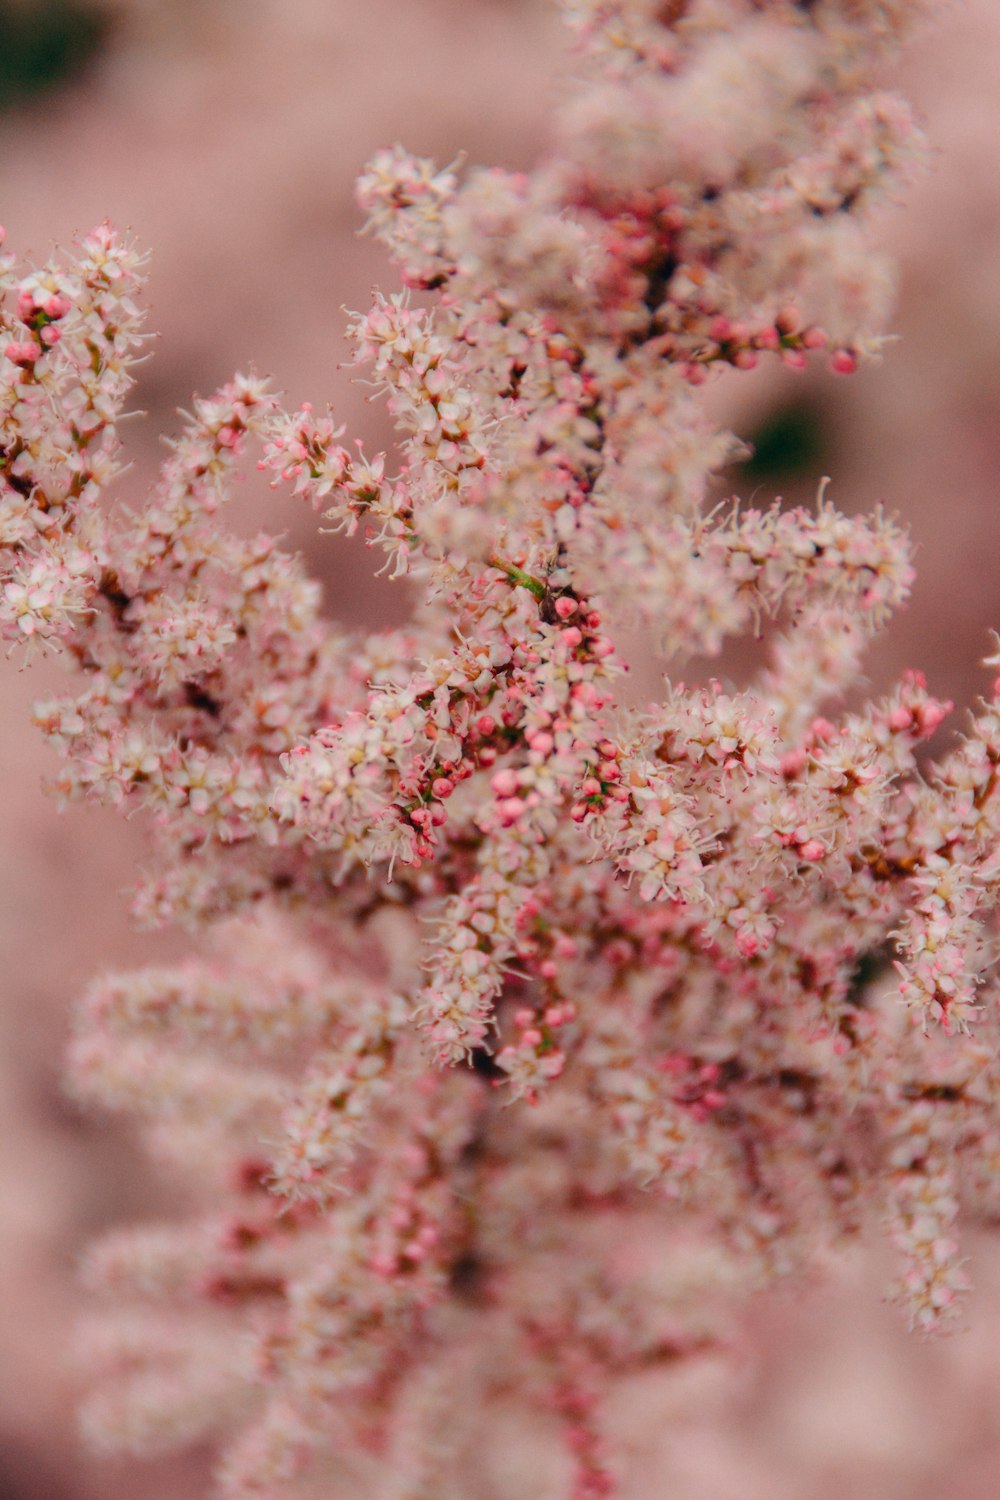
[1,2,1000,1497]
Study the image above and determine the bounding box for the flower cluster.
[4,2,999,1497]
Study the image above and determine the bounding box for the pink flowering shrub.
[3,1,999,1495]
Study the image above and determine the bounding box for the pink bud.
[659,1054,687,1075]
[915,700,951,735]
[781,749,807,777]
[5,338,41,365]
[830,349,858,375]
[496,796,524,826]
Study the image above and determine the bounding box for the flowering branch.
[3,2,998,1496]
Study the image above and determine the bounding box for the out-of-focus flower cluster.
[3,1,999,1496]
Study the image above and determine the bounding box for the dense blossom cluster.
[3,1,999,1496]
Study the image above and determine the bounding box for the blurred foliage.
[739,395,831,484]
[0,0,107,109]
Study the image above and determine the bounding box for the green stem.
[488,555,547,601]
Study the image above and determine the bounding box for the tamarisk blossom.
[3,2,998,1496]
